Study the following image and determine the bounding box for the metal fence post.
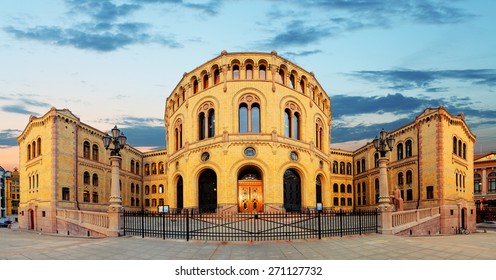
[358,209,362,236]
[317,210,322,239]
[123,209,126,236]
[186,209,190,242]
[141,209,145,238]
[162,211,166,240]
[339,209,343,237]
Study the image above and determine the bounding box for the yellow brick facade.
[17,51,476,234]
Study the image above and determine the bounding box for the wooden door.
[29,210,34,230]
[238,180,263,212]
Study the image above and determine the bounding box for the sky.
[0,0,495,171]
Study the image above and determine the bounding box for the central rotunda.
[165,51,332,213]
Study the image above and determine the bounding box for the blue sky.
[0,0,495,170]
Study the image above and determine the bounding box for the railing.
[123,209,378,241]
[56,209,109,235]
[391,207,440,233]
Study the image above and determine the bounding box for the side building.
[5,168,20,216]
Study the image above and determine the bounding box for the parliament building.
[17,51,476,234]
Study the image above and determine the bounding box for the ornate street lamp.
[102,125,127,236]
[373,128,395,208]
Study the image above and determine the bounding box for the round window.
[290,151,298,161]
[201,152,210,162]
[244,147,256,157]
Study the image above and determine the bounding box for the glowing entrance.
[238,166,263,212]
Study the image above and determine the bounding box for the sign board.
[157,205,169,213]
[316,203,323,211]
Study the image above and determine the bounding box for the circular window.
[201,152,210,162]
[244,147,256,157]
[290,151,298,161]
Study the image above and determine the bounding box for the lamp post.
[372,128,395,209]
[102,125,127,236]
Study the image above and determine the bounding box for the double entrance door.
[238,180,263,212]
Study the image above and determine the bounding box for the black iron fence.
[123,209,378,241]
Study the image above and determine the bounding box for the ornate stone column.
[108,155,123,237]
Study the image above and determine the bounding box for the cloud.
[1,105,38,115]
[350,69,496,91]
[283,50,322,58]
[260,20,331,49]
[330,93,496,145]
[0,129,22,146]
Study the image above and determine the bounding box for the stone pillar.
[379,208,394,235]
[482,168,487,195]
[108,156,123,237]
[377,157,391,208]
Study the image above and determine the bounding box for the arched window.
[278,68,285,84]
[398,172,404,186]
[340,184,345,193]
[259,64,266,80]
[246,64,253,79]
[375,178,380,204]
[213,68,220,85]
[458,140,462,157]
[315,118,324,150]
[346,163,352,175]
[145,164,150,176]
[347,184,352,193]
[159,184,164,193]
[84,172,90,185]
[131,183,135,193]
[299,78,305,93]
[175,119,183,151]
[92,174,99,186]
[92,144,99,161]
[406,170,412,185]
[151,163,157,175]
[284,100,300,138]
[202,73,209,90]
[232,64,240,80]
[332,161,338,173]
[198,102,215,140]
[37,138,41,156]
[193,79,199,93]
[136,184,140,194]
[374,153,379,168]
[131,160,135,173]
[238,95,261,133]
[83,141,90,159]
[290,73,296,89]
[27,144,31,161]
[333,183,339,192]
[453,136,457,154]
[158,162,164,174]
[32,141,36,158]
[152,185,157,194]
[356,160,361,174]
[361,159,366,172]
[131,197,135,206]
[463,143,466,159]
[145,185,150,195]
[405,140,412,157]
[340,162,345,174]
[488,172,496,193]
[397,143,404,160]
[136,162,140,175]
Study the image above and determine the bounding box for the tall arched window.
[84,171,90,185]
[37,138,41,156]
[213,68,220,85]
[92,174,99,186]
[158,162,164,174]
[193,79,199,93]
[453,136,457,154]
[332,161,338,173]
[374,153,379,168]
[145,164,150,176]
[356,160,361,174]
[259,65,266,80]
[27,144,31,161]
[346,163,352,175]
[246,64,253,79]
[284,102,301,140]
[398,172,404,186]
[238,95,261,133]
[289,73,296,89]
[131,160,135,173]
[458,140,462,157]
[315,118,323,150]
[83,141,90,159]
[92,144,99,161]
[175,119,183,151]
[203,74,209,89]
[136,162,140,175]
[131,183,135,193]
[405,140,412,157]
[151,163,157,175]
[32,141,36,158]
[397,143,404,160]
[198,102,215,140]
[278,68,285,84]
[463,143,466,159]
[375,178,380,204]
[361,159,366,172]
[299,78,306,93]
[340,162,345,174]
[406,170,412,185]
[232,65,240,80]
